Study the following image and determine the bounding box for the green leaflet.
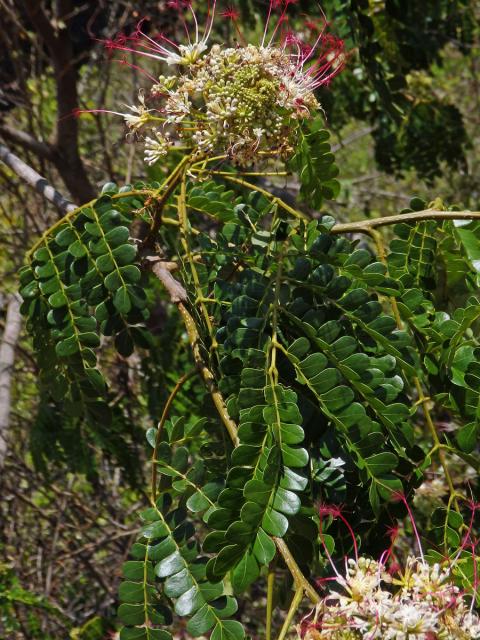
[153,441,223,524]
[19,192,148,418]
[119,495,243,640]
[187,181,242,223]
[389,220,438,288]
[204,381,308,581]
[288,118,340,208]
[208,215,420,518]
[384,200,480,449]
[118,512,173,640]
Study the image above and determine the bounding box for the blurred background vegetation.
[0,0,479,638]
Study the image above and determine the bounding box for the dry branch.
[0,143,76,213]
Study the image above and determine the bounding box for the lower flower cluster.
[300,556,480,639]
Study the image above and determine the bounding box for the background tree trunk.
[0,293,22,469]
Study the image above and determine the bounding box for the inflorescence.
[301,556,480,639]
[78,0,345,166]
[302,500,480,639]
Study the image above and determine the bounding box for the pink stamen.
[203,0,217,46]
[471,540,479,613]
[221,6,240,21]
[100,37,171,62]
[134,20,181,54]
[262,0,277,48]
[315,576,339,586]
[319,504,359,562]
[393,492,425,563]
[189,3,199,42]
[112,57,158,83]
[452,497,478,566]
[318,508,344,582]
[267,3,290,48]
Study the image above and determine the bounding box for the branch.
[147,257,239,446]
[0,124,54,160]
[178,301,240,447]
[151,369,196,502]
[331,209,480,234]
[149,259,188,303]
[20,0,58,53]
[0,143,76,213]
[274,538,320,604]
[150,258,323,602]
[331,126,375,153]
[0,293,22,469]
[21,0,95,202]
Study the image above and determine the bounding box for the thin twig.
[266,566,275,640]
[331,210,480,234]
[0,293,22,469]
[274,538,320,604]
[151,369,196,502]
[277,588,304,640]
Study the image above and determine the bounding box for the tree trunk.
[0,293,22,469]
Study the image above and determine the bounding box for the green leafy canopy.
[19,126,480,638]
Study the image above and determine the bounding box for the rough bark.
[12,0,96,203]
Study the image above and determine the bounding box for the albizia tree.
[17,1,480,638]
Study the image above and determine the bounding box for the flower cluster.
[155,42,325,165]
[300,556,480,639]
[307,497,480,640]
[83,1,345,166]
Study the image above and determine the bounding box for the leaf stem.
[367,228,403,327]
[151,369,197,502]
[277,587,304,640]
[274,538,320,604]
[266,566,275,640]
[149,263,239,447]
[414,378,460,514]
[178,302,240,447]
[331,210,480,234]
[27,189,148,258]
[145,154,194,244]
[369,228,461,515]
[221,174,309,221]
[208,170,290,177]
[178,171,219,357]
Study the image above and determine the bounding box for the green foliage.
[118,494,243,640]
[19,143,480,637]
[288,119,340,208]
[70,617,111,640]
[0,563,63,638]
[314,0,475,181]
[385,198,480,479]
[18,185,154,479]
[374,101,468,182]
[30,399,144,484]
[20,190,148,412]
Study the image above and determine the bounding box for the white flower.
[144,131,170,165]
[92,2,345,166]
[300,555,480,639]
